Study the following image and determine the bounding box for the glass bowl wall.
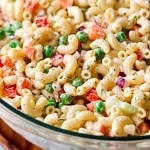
[0,100,150,150]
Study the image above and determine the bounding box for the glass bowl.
[0,99,150,150]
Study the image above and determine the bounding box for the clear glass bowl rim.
[1,98,150,141]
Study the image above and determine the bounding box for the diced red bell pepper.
[86,88,100,101]
[1,56,14,67]
[24,46,35,60]
[89,23,106,40]
[93,122,109,136]
[17,78,32,95]
[2,69,14,77]
[99,124,109,136]
[60,0,73,9]
[34,16,49,27]
[138,122,149,134]
[0,59,4,67]
[24,0,40,14]
[135,50,144,61]
[4,85,17,98]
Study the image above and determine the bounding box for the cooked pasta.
[0,0,150,137]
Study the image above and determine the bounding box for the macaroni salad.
[0,0,150,136]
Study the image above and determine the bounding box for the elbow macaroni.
[0,0,24,21]
[57,34,79,54]
[67,6,84,24]
[0,0,150,137]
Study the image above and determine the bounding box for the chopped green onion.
[76,31,88,43]
[115,31,126,42]
[81,8,87,15]
[46,98,57,107]
[60,93,72,105]
[43,68,49,73]
[72,78,83,88]
[95,101,105,113]
[131,15,138,25]
[95,47,105,60]
[45,83,54,93]
[59,35,68,45]
[0,28,6,40]
[43,45,54,58]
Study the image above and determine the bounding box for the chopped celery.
[105,95,120,109]
[105,95,137,114]
[119,101,137,114]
